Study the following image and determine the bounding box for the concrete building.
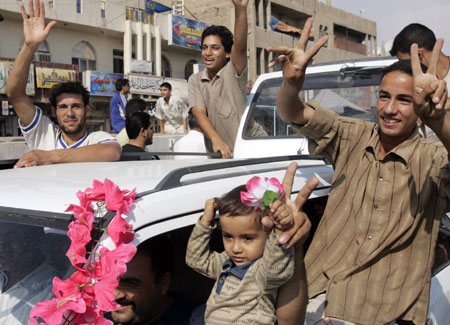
[0,0,201,136]
[158,0,377,84]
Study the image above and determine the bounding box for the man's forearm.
[276,247,308,325]
[277,80,314,125]
[6,44,37,99]
[159,119,165,133]
[192,109,223,144]
[51,143,121,163]
[233,5,248,54]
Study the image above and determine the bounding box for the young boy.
[185,182,296,324]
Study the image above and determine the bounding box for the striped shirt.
[186,221,294,324]
[293,101,450,325]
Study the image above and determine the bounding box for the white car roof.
[0,157,333,239]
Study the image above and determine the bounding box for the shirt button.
[332,280,337,285]
[353,263,359,267]
[378,176,383,181]
[368,235,373,240]
[373,204,378,209]
[219,278,224,285]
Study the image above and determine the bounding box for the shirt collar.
[222,258,255,279]
[200,62,228,82]
[366,126,421,164]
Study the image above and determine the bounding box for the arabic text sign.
[90,72,123,96]
[128,73,162,95]
[36,67,77,89]
[169,14,209,50]
[0,61,35,95]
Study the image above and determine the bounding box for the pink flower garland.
[30,179,137,325]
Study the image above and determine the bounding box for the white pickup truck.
[233,57,397,158]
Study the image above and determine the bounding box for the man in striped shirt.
[270,18,450,324]
[6,0,120,168]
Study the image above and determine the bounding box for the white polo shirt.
[19,106,118,150]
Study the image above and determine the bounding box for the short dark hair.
[188,113,200,130]
[380,60,427,82]
[49,82,90,108]
[126,98,148,117]
[201,25,234,53]
[137,234,174,282]
[115,78,130,91]
[216,185,265,220]
[160,82,172,90]
[126,112,151,139]
[390,23,436,56]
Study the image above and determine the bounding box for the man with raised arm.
[188,0,248,159]
[269,18,450,324]
[6,0,120,168]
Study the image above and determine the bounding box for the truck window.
[244,67,383,139]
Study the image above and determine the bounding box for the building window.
[113,49,124,74]
[76,0,81,14]
[20,40,51,62]
[161,56,171,78]
[256,47,262,75]
[100,0,106,18]
[184,60,197,80]
[72,41,96,79]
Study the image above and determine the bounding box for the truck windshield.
[244,68,382,138]
[0,221,72,324]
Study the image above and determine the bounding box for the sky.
[330,0,450,55]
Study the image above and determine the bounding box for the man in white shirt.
[6,0,120,168]
[173,114,208,160]
[155,82,189,134]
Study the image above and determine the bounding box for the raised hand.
[267,18,328,91]
[21,0,56,48]
[411,39,448,121]
[200,198,217,227]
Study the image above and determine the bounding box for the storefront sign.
[0,61,35,95]
[88,71,123,96]
[128,73,162,95]
[1,101,8,116]
[168,14,209,50]
[131,60,152,74]
[36,67,77,89]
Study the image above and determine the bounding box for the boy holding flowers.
[186,176,298,324]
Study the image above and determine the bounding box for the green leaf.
[262,190,281,210]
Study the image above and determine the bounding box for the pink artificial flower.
[241,176,284,210]
[98,244,137,278]
[93,274,119,312]
[107,214,134,245]
[29,293,86,325]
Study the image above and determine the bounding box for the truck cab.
[234,57,397,158]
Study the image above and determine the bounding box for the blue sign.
[90,72,123,96]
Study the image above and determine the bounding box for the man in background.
[155,82,189,134]
[173,114,207,160]
[110,78,130,134]
[119,112,156,161]
[116,98,149,146]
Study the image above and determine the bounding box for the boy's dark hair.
[49,82,90,108]
[201,25,234,53]
[160,82,172,90]
[216,185,265,219]
[380,60,427,82]
[137,234,174,282]
[126,111,151,139]
[115,78,130,91]
[126,98,148,117]
[390,23,436,56]
[188,113,200,129]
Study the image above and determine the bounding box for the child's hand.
[270,199,295,233]
[199,198,217,227]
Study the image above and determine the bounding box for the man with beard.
[6,0,120,168]
[120,112,157,161]
[112,235,199,325]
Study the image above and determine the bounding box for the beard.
[58,118,86,135]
